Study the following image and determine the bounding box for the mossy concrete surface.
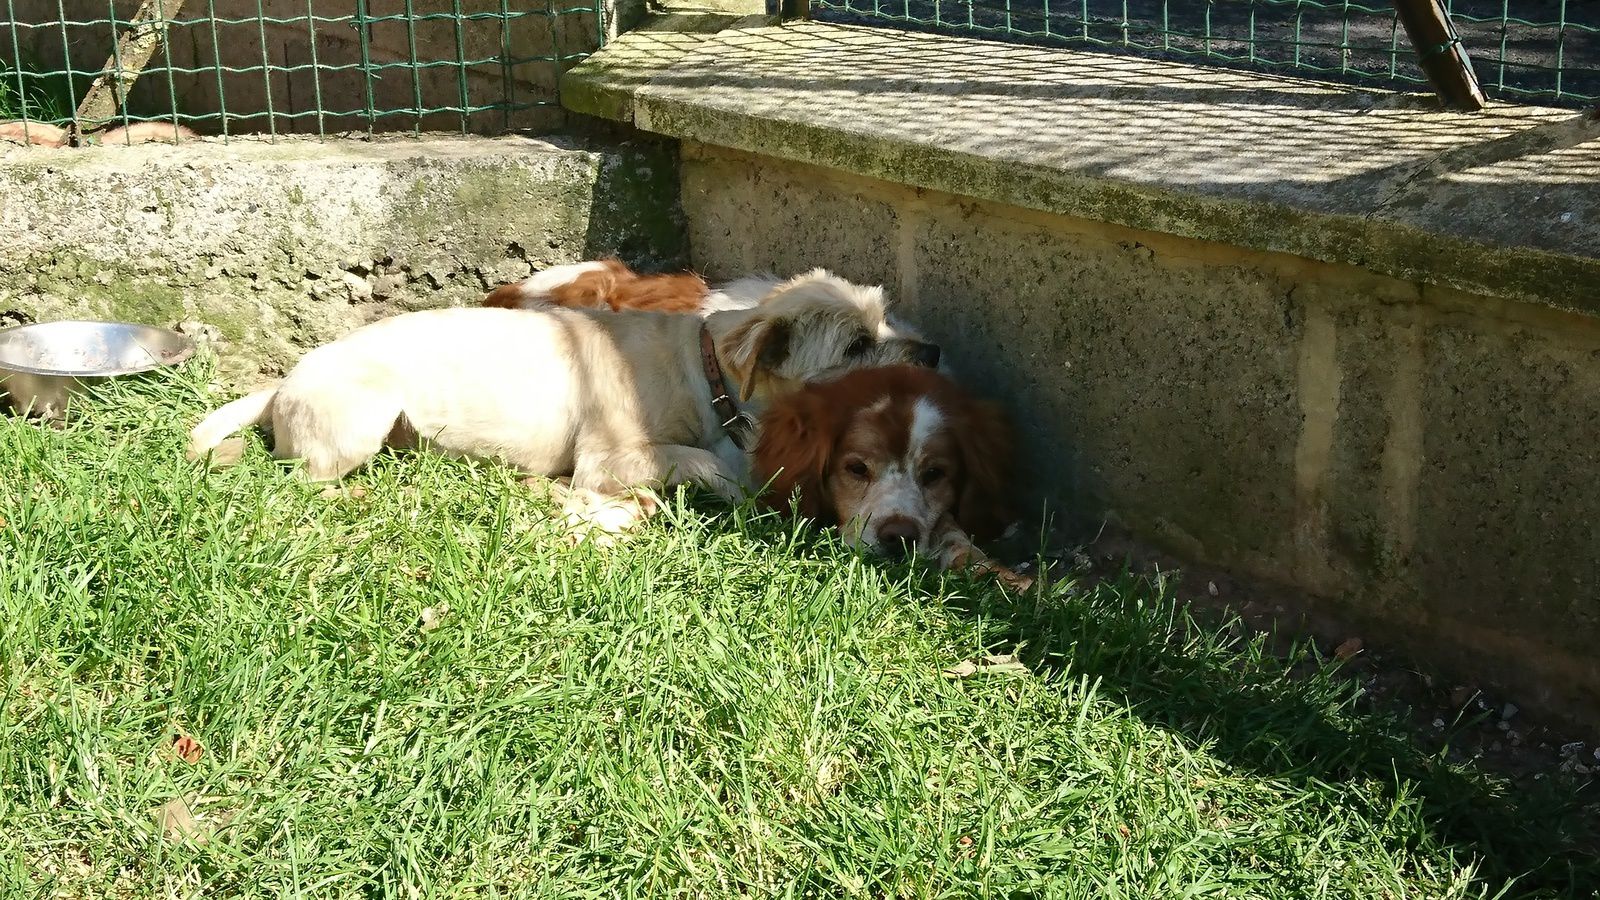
[561,12,751,123]
[0,135,687,385]
[568,18,1599,316]
[682,143,1600,722]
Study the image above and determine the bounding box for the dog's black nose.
[875,517,922,558]
[914,342,941,368]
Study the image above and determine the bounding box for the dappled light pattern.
[629,22,1599,266]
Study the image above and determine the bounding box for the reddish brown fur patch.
[483,282,531,309]
[753,365,1016,540]
[483,258,710,314]
[545,259,627,310]
[597,269,708,314]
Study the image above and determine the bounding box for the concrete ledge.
[0,135,688,384]
[567,19,1600,315]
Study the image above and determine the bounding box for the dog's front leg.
[931,516,1034,593]
[560,445,744,544]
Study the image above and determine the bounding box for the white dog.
[188,269,940,536]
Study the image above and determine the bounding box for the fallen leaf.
[151,795,233,845]
[419,606,445,633]
[1333,637,1364,661]
[1117,824,1132,839]
[942,653,1031,679]
[170,733,203,765]
[1206,581,1219,597]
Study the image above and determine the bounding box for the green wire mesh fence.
[1,0,604,142]
[812,0,1600,106]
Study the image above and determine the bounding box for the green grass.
[1,358,1596,899]
[0,56,73,124]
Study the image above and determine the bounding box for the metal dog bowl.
[0,320,195,418]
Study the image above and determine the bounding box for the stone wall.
[0,134,688,384]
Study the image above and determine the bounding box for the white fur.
[841,398,945,553]
[189,270,904,536]
[510,260,610,302]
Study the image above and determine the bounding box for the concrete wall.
[679,141,1600,716]
[0,134,688,384]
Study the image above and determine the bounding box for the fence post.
[766,0,810,20]
[1392,0,1487,111]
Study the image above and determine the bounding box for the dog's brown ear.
[725,318,792,402]
[953,397,1016,542]
[752,389,835,523]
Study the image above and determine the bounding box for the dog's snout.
[875,517,922,557]
[914,342,941,368]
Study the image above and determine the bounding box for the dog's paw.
[188,436,246,469]
[989,565,1035,594]
[558,487,660,546]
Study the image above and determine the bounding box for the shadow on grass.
[919,558,1600,898]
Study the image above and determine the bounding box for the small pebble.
[1432,718,1446,729]
[1206,581,1218,597]
[1561,741,1586,758]
[1501,703,1519,721]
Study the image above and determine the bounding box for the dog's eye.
[844,460,871,479]
[846,335,873,356]
[920,467,945,486]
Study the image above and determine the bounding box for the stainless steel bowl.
[0,320,195,418]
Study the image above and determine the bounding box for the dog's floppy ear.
[724,317,792,402]
[952,397,1016,542]
[752,389,835,523]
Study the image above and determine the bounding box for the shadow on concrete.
[623,21,1599,256]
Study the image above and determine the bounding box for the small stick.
[72,0,191,142]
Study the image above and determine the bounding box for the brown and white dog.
[188,269,942,539]
[485,259,941,368]
[752,364,1030,590]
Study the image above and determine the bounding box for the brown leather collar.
[700,324,754,450]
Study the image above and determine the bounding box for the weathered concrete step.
[0,135,687,385]
[564,18,1600,316]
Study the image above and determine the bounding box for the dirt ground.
[998,520,1600,799]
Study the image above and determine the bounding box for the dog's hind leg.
[270,386,405,481]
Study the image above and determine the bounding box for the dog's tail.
[187,388,277,465]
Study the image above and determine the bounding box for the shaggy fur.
[753,365,1029,590]
[188,269,940,538]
